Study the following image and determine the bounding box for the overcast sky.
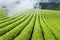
[0,0,37,9]
[0,0,37,16]
[1,0,57,16]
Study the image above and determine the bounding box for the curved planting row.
[0,10,34,36]
[0,9,60,40]
[0,10,33,29]
[41,10,60,40]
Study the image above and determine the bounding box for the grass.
[0,9,8,20]
[0,9,60,40]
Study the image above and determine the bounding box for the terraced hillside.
[0,9,60,40]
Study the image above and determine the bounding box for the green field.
[0,9,60,40]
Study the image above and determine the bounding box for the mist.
[0,0,39,17]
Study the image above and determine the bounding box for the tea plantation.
[0,9,60,40]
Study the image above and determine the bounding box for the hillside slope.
[0,9,60,40]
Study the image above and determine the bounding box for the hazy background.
[0,0,39,16]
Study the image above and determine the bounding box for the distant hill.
[40,2,60,10]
